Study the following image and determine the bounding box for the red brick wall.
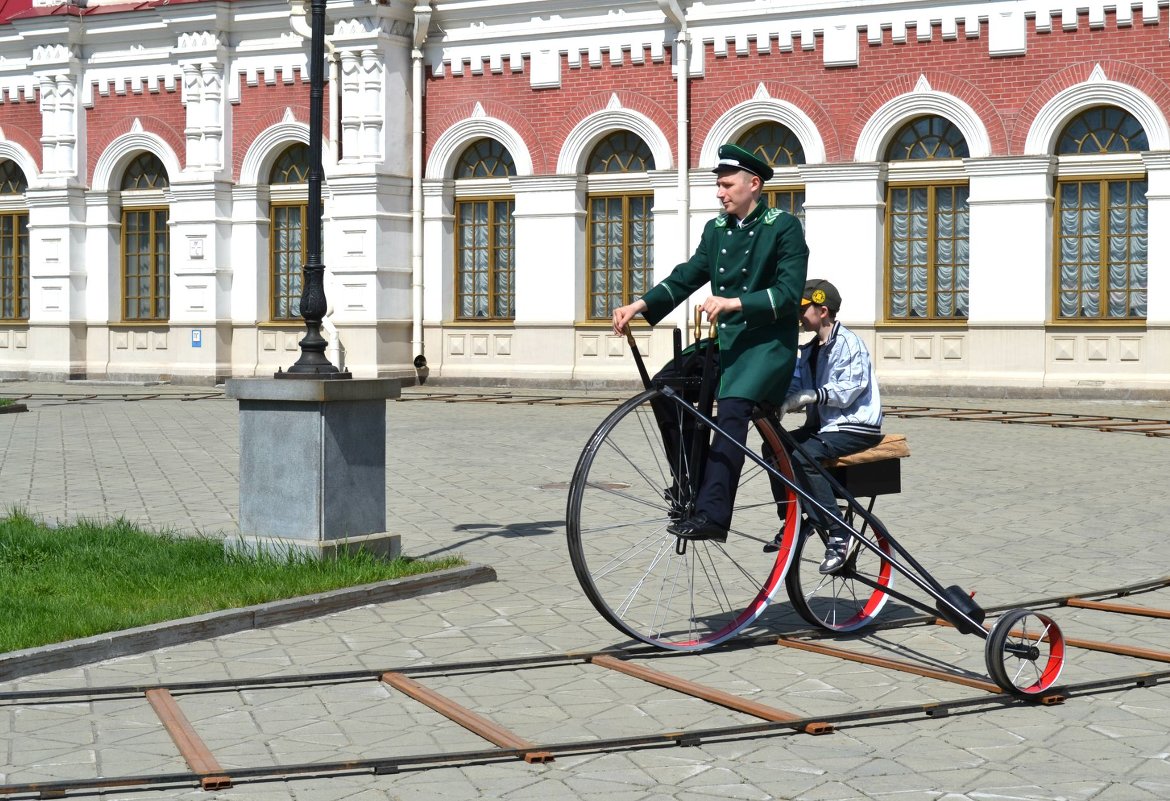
[424,9,1170,169]
[231,69,319,182]
[0,91,43,172]
[85,87,185,185]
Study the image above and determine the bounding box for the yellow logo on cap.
[811,289,826,304]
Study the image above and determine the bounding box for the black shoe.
[762,533,782,554]
[668,513,728,543]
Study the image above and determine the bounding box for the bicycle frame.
[652,383,990,641]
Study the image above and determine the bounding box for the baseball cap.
[802,279,842,313]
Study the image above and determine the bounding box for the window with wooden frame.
[0,160,29,322]
[120,153,170,322]
[269,143,310,321]
[454,139,516,320]
[884,116,970,321]
[1054,106,1148,320]
[586,132,655,320]
[737,121,806,227]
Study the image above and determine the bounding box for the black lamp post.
[279,0,350,380]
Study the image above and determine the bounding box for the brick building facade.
[0,0,1167,392]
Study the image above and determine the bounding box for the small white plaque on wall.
[188,236,205,260]
[344,230,365,257]
[42,285,61,312]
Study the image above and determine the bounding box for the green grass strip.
[0,510,463,652]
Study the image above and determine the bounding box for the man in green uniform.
[612,143,809,541]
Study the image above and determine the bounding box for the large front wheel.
[566,389,802,650]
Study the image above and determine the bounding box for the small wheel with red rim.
[984,608,1065,696]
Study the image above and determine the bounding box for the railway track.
[4,389,1169,437]
[2,576,1169,798]
[394,392,1170,436]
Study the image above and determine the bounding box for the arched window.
[454,138,516,320]
[586,132,654,319]
[885,116,969,320]
[120,153,170,322]
[269,143,310,321]
[738,121,806,225]
[587,131,654,173]
[1054,106,1147,320]
[0,160,29,321]
[1057,106,1148,154]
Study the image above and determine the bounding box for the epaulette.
[763,208,783,225]
[714,213,729,228]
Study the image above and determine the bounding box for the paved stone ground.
[2,381,1170,800]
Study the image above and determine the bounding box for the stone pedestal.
[224,377,401,559]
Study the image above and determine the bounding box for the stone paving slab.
[1,382,1170,799]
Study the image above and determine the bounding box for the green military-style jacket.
[640,200,809,406]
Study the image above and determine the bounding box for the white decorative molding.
[1024,73,1170,154]
[855,88,992,161]
[699,93,827,167]
[239,122,319,186]
[557,108,672,174]
[0,141,39,188]
[427,116,534,179]
[181,63,225,171]
[91,132,182,192]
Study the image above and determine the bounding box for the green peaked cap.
[712,143,774,182]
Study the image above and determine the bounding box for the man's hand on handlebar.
[700,295,742,325]
[612,299,647,337]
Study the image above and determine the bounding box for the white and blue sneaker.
[818,536,849,574]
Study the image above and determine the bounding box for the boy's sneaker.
[818,536,849,574]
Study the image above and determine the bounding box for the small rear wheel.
[985,608,1065,696]
[566,389,801,650]
[784,511,894,632]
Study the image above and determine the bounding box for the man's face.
[715,169,759,219]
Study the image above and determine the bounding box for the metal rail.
[2,577,1169,798]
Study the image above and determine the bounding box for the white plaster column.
[24,186,88,378]
[964,156,1054,325]
[512,175,583,324]
[167,178,234,381]
[799,162,885,323]
[1142,153,1170,326]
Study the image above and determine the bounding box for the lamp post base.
[225,377,400,559]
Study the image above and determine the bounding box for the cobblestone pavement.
[2,381,1170,800]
